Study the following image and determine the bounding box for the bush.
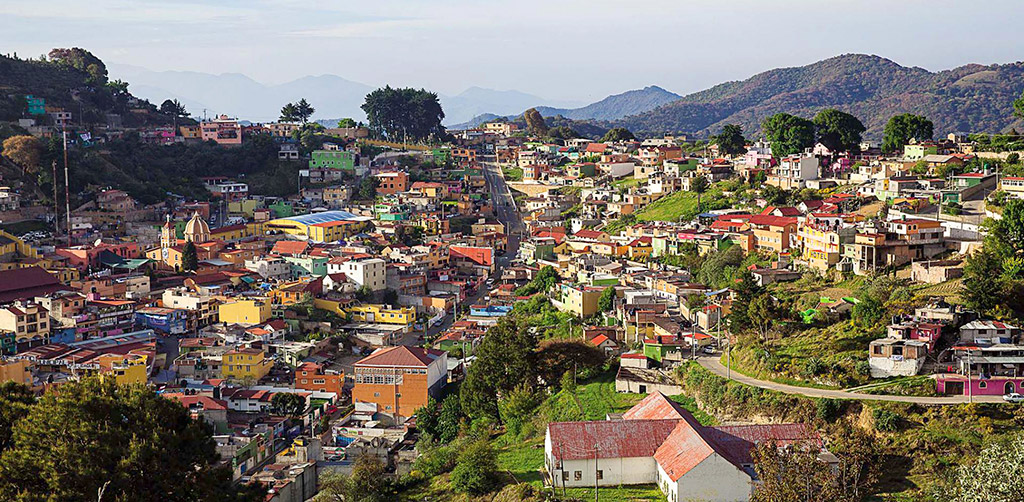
[414,441,459,477]
[450,439,498,495]
[803,357,825,377]
[873,408,900,432]
[855,361,872,376]
[816,398,843,423]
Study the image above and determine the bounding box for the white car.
[1003,393,1024,403]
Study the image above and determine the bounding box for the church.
[146,212,222,270]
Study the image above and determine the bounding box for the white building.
[766,154,819,190]
[545,392,826,502]
[327,257,386,291]
[245,257,292,280]
[162,287,215,327]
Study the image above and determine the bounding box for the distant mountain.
[534,86,681,121]
[616,54,1024,138]
[439,87,582,125]
[111,64,372,123]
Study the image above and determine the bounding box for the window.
[574,471,582,481]
[562,472,568,481]
[596,470,603,480]
[980,381,987,389]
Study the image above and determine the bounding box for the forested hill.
[616,54,1024,139]
[534,86,681,121]
[0,49,175,128]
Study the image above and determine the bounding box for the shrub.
[855,361,872,376]
[450,439,498,495]
[873,408,900,432]
[816,398,843,423]
[803,357,825,377]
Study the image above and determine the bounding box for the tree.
[940,433,1024,502]
[361,86,446,141]
[751,439,870,502]
[598,286,616,312]
[762,113,815,157]
[382,288,399,306]
[437,395,462,443]
[497,384,539,438]
[315,456,393,502]
[0,382,34,452]
[547,126,579,141]
[813,109,865,153]
[336,118,358,128]
[748,294,777,343]
[450,440,498,495]
[181,241,198,272]
[713,124,746,155]
[534,340,607,388]
[414,398,441,440]
[279,103,299,123]
[159,99,189,119]
[1014,89,1024,120]
[270,393,306,418]
[461,318,538,420]
[882,113,933,153]
[601,127,635,142]
[523,108,548,137]
[294,98,315,123]
[358,175,379,200]
[0,377,260,502]
[1,135,43,174]
[964,248,1005,315]
[47,48,107,84]
[691,175,710,212]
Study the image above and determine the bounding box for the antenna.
[63,129,71,246]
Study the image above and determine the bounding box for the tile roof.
[622,392,689,420]
[0,267,63,303]
[547,419,680,461]
[355,345,445,368]
[272,240,309,256]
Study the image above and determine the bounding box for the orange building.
[294,362,344,395]
[352,346,447,420]
[375,171,409,195]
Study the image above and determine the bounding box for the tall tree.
[601,127,635,143]
[361,86,446,141]
[182,241,198,272]
[713,124,747,155]
[159,99,189,119]
[0,378,261,502]
[882,113,933,153]
[279,103,299,123]
[315,456,394,502]
[813,109,865,153]
[1014,89,1024,120]
[450,440,498,495]
[761,113,815,157]
[47,47,107,84]
[270,393,306,418]
[598,286,616,312]
[691,175,710,212]
[522,108,548,137]
[0,382,34,452]
[336,118,358,128]
[294,98,315,123]
[940,433,1024,502]
[1,135,43,174]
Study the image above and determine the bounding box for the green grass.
[635,190,700,222]
[0,219,50,236]
[503,166,524,181]
[612,176,640,189]
[560,485,667,501]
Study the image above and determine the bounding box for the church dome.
[183,211,211,242]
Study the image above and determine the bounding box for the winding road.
[696,356,1003,404]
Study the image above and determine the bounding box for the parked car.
[1003,393,1024,403]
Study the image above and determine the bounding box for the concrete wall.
[661,453,753,502]
[545,431,658,488]
[869,356,924,377]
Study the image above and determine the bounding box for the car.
[702,346,716,355]
[1003,393,1024,403]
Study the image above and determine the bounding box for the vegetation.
[601,127,635,142]
[762,112,816,156]
[279,98,315,123]
[361,86,447,142]
[181,241,198,272]
[0,378,262,502]
[963,198,1024,318]
[522,108,548,137]
[883,113,934,153]
[814,108,866,152]
[616,53,1024,138]
[712,124,746,155]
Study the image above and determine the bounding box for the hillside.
[0,53,174,128]
[535,85,680,121]
[616,54,1024,138]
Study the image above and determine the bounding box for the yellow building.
[0,358,31,386]
[556,284,603,317]
[96,353,149,386]
[222,348,273,380]
[218,299,271,325]
[264,211,369,243]
[346,304,416,327]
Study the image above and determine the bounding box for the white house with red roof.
[545,392,824,501]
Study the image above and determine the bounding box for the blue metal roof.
[281,211,361,225]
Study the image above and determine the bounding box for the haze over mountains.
[114,54,1024,138]
[110,64,583,125]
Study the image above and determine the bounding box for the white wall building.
[327,257,386,291]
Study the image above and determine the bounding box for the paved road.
[696,355,1003,404]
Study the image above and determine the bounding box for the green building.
[25,95,45,115]
[642,337,687,363]
[309,150,355,171]
[284,255,328,277]
[431,147,451,163]
[269,201,295,218]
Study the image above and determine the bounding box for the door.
[638,385,647,394]
[944,381,964,395]
[1006,381,1015,395]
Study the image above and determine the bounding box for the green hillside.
[617,54,1024,138]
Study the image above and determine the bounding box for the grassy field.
[612,176,640,189]
[634,190,700,222]
[503,166,524,181]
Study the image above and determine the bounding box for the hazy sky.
[3,0,1023,101]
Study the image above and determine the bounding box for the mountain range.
[110,64,582,125]
[615,54,1024,139]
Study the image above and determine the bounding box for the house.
[222,348,273,381]
[294,362,344,395]
[351,346,447,420]
[545,392,825,502]
[375,171,409,195]
[766,154,819,190]
[218,300,271,325]
[868,339,928,377]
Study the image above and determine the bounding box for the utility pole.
[594,447,599,502]
[63,128,71,246]
[51,160,59,235]
[967,349,973,404]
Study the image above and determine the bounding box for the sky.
[3,0,1024,102]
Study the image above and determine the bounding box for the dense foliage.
[762,113,815,156]
[361,86,447,142]
[882,113,934,153]
[814,108,865,152]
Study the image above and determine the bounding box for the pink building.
[200,115,242,146]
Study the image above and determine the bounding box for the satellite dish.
[94,238,102,247]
